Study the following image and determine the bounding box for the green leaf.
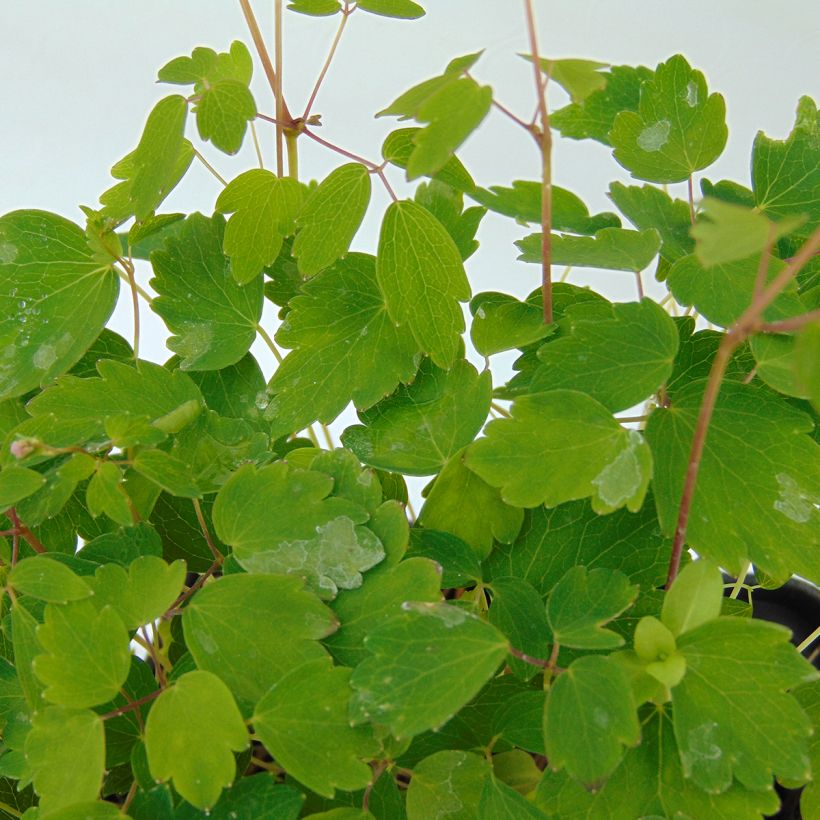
[158,41,252,88]
[493,690,546,755]
[667,252,805,328]
[132,449,202,498]
[92,556,186,629]
[25,706,105,814]
[0,466,45,509]
[516,227,660,271]
[376,200,470,369]
[465,391,652,512]
[674,618,816,792]
[174,778,305,820]
[484,498,670,596]
[382,128,475,192]
[546,566,637,649]
[0,210,119,400]
[608,181,693,263]
[469,292,553,357]
[324,557,441,667]
[646,380,820,583]
[661,559,723,637]
[795,321,820,410]
[253,658,378,797]
[292,164,371,276]
[405,528,483,588]
[150,213,264,369]
[478,775,547,819]
[33,600,130,708]
[406,751,490,820]
[610,55,727,183]
[213,462,384,597]
[552,64,653,146]
[149,493,222,572]
[215,170,305,284]
[469,182,620,235]
[266,254,419,438]
[378,55,491,179]
[287,0,341,15]
[195,81,256,154]
[357,0,425,19]
[417,448,523,559]
[750,332,809,399]
[753,96,820,230]
[183,573,336,709]
[529,298,678,412]
[342,358,491,476]
[145,670,249,810]
[9,557,92,604]
[349,602,508,739]
[543,655,640,785]
[527,56,608,103]
[11,603,45,710]
[794,682,820,819]
[488,577,550,680]
[414,180,486,260]
[85,461,133,526]
[78,522,162,566]
[16,452,96,526]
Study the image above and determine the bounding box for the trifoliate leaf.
[479,775,547,819]
[145,671,249,810]
[194,81,256,154]
[469,292,553,357]
[0,466,45,509]
[753,96,820,230]
[465,391,652,512]
[266,253,419,438]
[527,56,609,104]
[469,182,619,235]
[646,380,820,584]
[382,127,475,193]
[212,462,384,597]
[552,64,653,146]
[158,41,252,87]
[349,602,508,738]
[33,600,130,709]
[414,179,486,260]
[543,655,640,785]
[667,252,805,328]
[357,0,425,19]
[183,573,336,710]
[516,227,660,271]
[608,181,693,263]
[342,358,491,476]
[546,566,637,649]
[150,213,264,369]
[292,163,371,276]
[674,618,816,792]
[9,557,92,604]
[25,707,105,815]
[661,559,723,637]
[376,200,470,369]
[92,556,186,629]
[610,55,727,183]
[418,448,523,559]
[529,298,678,412]
[215,170,305,284]
[253,658,378,797]
[378,54,491,179]
[406,751,490,820]
[324,557,441,667]
[0,210,119,400]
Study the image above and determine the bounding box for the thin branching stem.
[256,323,284,363]
[8,508,46,554]
[192,498,223,562]
[274,0,285,175]
[250,120,265,168]
[687,175,696,224]
[192,146,228,186]
[100,688,162,721]
[303,3,353,121]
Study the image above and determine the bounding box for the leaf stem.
[0,800,22,818]
[119,257,140,361]
[490,401,511,418]
[120,779,138,815]
[757,308,820,334]
[285,130,299,180]
[796,625,820,655]
[8,508,46,554]
[250,120,265,169]
[687,175,696,224]
[168,558,223,612]
[508,641,561,675]
[728,562,751,599]
[256,323,284,363]
[303,2,353,121]
[192,498,223,562]
[489,96,533,132]
[115,268,153,305]
[100,687,162,721]
[319,422,335,449]
[274,0,285,176]
[192,146,228,187]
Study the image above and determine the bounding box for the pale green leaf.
[150,214,264,368]
[0,210,119,400]
[11,603,45,710]
[85,460,133,527]
[465,391,652,513]
[795,321,820,410]
[288,0,341,14]
[750,332,809,398]
[382,128,475,193]
[9,557,92,604]
[357,0,425,19]
[406,751,490,820]
[349,602,508,739]
[469,292,553,357]
[342,357,491,476]
[145,670,249,810]
[158,41,252,88]
[610,55,727,183]
[414,179,485,260]
[376,200,470,369]
[16,452,95,526]
[528,57,608,103]
[196,81,256,154]
[661,559,723,636]
[0,466,45,509]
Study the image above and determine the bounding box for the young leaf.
[253,658,378,797]
[33,600,131,709]
[406,750,490,820]
[417,448,524,559]
[376,200,470,369]
[196,81,256,154]
[646,380,820,584]
[342,357,490,476]
[214,170,305,284]
[469,292,553,357]
[661,559,723,637]
[546,566,638,649]
[382,127,475,193]
[145,671,249,810]
[674,618,816,792]
[357,0,425,19]
[287,0,342,15]
[465,391,652,513]
[610,55,727,183]
[415,179,486,260]
[479,775,548,819]
[9,556,92,604]
[0,466,45,509]
[349,602,508,739]
[266,254,419,439]
[182,573,336,709]
[0,210,119,400]
[527,56,609,104]
[150,213,264,369]
[25,707,105,814]
[543,655,640,785]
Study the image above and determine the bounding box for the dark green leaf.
[150,492,223,572]
[183,352,267,425]
[78,523,162,566]
[478,775,547,819]
[357,0,425,19]
[405,528,483,588]
[382,128,475,192]
[406,751,490,820]
[132,449,202,498]
[174,777,305,820]
[492,690,546,755]
[69,329,133,379]
[8,556,92,603]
